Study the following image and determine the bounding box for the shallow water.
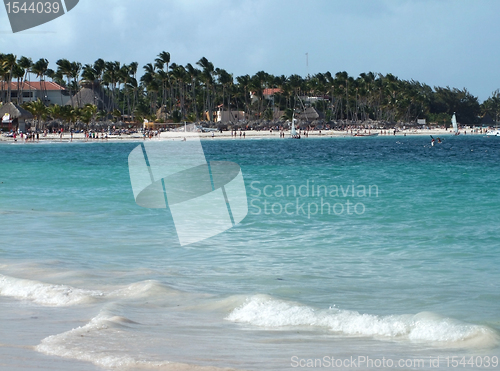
[0,135,499,370]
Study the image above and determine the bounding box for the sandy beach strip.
[0,128,481,143]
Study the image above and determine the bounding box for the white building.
[216,109,246,123]
[0,81,70,105]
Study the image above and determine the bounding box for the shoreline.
[0,128,484,143]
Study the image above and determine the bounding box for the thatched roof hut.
[298,107,323,121]
[67,87,113,111]
[0,102,33,120]
[481,113,496,126]
[0,102,33,131]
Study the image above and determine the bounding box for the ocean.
[0,135,499,370]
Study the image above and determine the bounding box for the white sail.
[452,113,458,133]
[291,118,297,137]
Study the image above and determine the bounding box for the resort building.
[0,81,70,105]
[216,110,246,123]
[250,88,282,103]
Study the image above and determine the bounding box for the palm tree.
[103,61,120,111]
[117,64,131,114]
[334,71,349,120]
[155,51,171,109]
[197,57,215,121]
[93,58,106,107]
[126,75,139,121]
[56,59,73,105]
[171,63,188,120]
[17,56,32,104]
[25,99,47,130]
[127,62,139,119]
[156,69,169,111]
[236,74,251,118]
[216,68,233,120]
[141,63,158,115]
[59,105,78,128]
[1,54,17,103]
[47,104,62,121]
[12,63,24,104]
[481,89,500,122]
[185,63,200,120]
[78,104,97,129]
[31,58,49,104]
[81,63,99,108]
[69,62,82,106]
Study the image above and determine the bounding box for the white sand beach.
[0,127,484,143]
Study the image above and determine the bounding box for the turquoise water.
[0,136,499,370]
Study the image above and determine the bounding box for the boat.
[486,129,500,137]
[452,113,458,134]
[353,132,379,137]
[290,117,300,139]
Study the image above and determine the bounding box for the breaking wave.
[226,295,498,348]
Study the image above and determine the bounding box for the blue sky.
[1,0,499,101]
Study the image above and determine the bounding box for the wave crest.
[0,274,104,306]
[0,274,181,307]
[226,295,498,347]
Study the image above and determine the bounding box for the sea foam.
[0,274,179,307]
[35,308,238,370]
[226,295,498,348]
[35,310,167,369]
[0,274,104,306]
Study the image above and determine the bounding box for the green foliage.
[427,112,451,126]
[186,113,197,122]
[430,87,480,125]
[263,108,273,120]
[172,110,182,123]
[281,108,293,121]
[481,89,500,122]
[3,51,497,129]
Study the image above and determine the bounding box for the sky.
[1,0,500,101]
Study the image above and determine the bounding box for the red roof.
[0,81,66,91]
[263,88,281,96]
[250,88,282,97]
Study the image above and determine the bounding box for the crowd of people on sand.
[228,130,245,138]
[2,120,495,143]
[143,130,161,140]
[5,127,113,143]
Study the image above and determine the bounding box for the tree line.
[1,51,499,127]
